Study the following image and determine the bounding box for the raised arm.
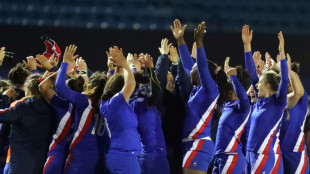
[276,32,289,104]
[109,46,136,102]
[39,71,57,103]
[145,64,163,109]
[287,71,304,109]
[194,21,219,96]
[55,45,85,106]
[155,38,171,92]
[242,25,259,89]
[170,19,194,76]
[226,67,250,112]
[168,46,179,78]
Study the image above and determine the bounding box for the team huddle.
[0,19,308,174]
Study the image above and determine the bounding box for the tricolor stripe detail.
[43,155,54,174]
[222,154,239,174]
[48,104,74,152]
[251,154,269,174]
[257,112,284,154]
[64,99,94,168]
[293,113,307,152]
[295,148,308,174]
[64,153,74,171]
[182,139,206,168]
[187,95,219,140]
[273,132,281,154]
[0,99,24,114]
[271,154,281,174]
[224,108,251,152]
[68,99,93,152]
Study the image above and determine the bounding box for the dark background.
[0,25,309,93]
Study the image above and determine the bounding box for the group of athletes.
[0,19,308,174]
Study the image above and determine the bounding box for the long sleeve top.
[247,59,289,154]
[55,62,110,156]
[215,75,251,154]
[182,45,219,141]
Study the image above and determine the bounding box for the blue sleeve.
[55,62,87,107]
[50,95,70,121]
[178,44,194,76]
[276,59,288,105]
[31,69,40,74]
[155,54,170,92]
[230,75,250,112]
[175,59,192,102]
[196,47,219,98]
[244,52,259,91]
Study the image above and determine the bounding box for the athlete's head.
[191,60,234,106]
[8,63,31,88]
[102,73,124,101]
[166,72,175,93]
[0,78,11,94]
[190,63,199,86]
[24,74,42,98]
[235,65,251,90]
[256,70,280,98]
[133,71,151,98]
[66,75,85,93]
[83,71,107,106]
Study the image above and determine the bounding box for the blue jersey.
[48,95,75,156]
[246,57,289,154]
[215,75,251,154]
[280,92,308,152]
[130,98,166,155]
[179,45,219,141]
[55,63,110,165]
[100,92,141,155]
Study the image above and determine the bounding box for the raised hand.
[226,68,237,77]
[36,54,53,70]
[0,47,5,66]
[168,46,179,64]
[286,53,292,70]
[66,62,77,77]
[224,57,231,74]
[194,21,206,48]
[241,25,253,52]
[106,51,114,71]
[63,44,78,63]
[23,56,37,71]
[191,42,197,59]
[76,57,87,72]
[158,38,172,55]
[133,53,141,71]
[278,31,285,60]
[109,46,127,68]
[142,54,154,69]
[170,19,187,45]
[49,54,59,67]
[258,59,265,72]
[253,51,261,68]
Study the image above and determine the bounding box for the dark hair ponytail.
[236,65,251,90]
[67,75,85,93]
[207,60,233,106]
